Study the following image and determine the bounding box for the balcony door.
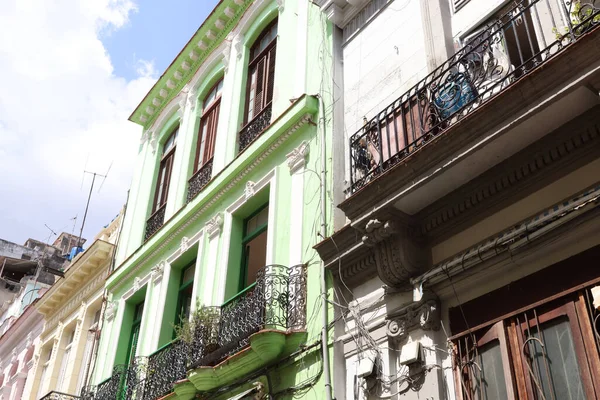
[125,302,144,366]
[240,205,268,290]
[173,263,195,337]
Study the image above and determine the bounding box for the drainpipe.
[317,93,334,400]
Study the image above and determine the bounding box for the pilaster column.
[287,141,310,266]
[202,214,224,306]
[148,261,168,352]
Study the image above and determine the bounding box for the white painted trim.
[288,164,305,266]
[121,273,151,302]
[203,234,221,306]
[266,170,278,265]
[215,213,233,305]
[226,168,276,214]
[190,233,206,313]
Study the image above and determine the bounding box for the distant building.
[26,211,122,400]
[52,233,86,257]
[0,233,85,400]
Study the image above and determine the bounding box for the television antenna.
[77,162,112,247]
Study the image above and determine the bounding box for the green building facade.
[87,0,335,399]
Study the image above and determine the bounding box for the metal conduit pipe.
[317,93,334,400]
[411,189,600,290]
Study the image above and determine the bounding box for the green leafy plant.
[553,0,600,40]
[172,299,220,345]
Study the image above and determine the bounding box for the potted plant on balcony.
[173,300,220,367]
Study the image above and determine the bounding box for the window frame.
[243,19,278,126]
[125,302,145,366]
[173,262,196,336]
[151,126,179,214]
[193,79,223,173]
[239,203,269,291]
[454,321,515,400]
[452,293,600,400]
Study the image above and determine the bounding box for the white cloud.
[0,0,156,245]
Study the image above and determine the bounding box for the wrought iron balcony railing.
[238,103,273,153]
[349,0,600,193]
[40,391,80,400]
[145,205,165,241]
[189,263,307,369]
[141,340,189,400]
[186,159,214,203]
[87,357,147,400]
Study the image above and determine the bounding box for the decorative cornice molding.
[43,265,109,333]
[110,113,315,292]
[419,115,600,240]
[286,140,309,173]
[386,295,440,341]
[206,213,224,239]
[131,0,261,128]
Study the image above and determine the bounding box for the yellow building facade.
[26,213,122,400]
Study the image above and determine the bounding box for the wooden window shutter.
[253,57,266,115]
[266,45,276,105]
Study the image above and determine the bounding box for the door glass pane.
[473,340,508,400]
[527,317,585,400]
[245,230,268,286]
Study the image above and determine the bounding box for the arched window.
[244,20,277,124]
[194,79,223,173]
[152,126,178,213]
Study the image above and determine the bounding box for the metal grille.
[238,104,273,153]
[141,340,189,400]
[189,264,307,369]
[348,0,600,193]
[453,286,600,400]
[88,357,147,400]
[144,206,165,241]
[186,159,213,203]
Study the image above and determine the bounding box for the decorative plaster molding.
[105,301,117,321]
[133,277,142,292]
[222,36,233,72]
[245,181,256,200]
[110,114,315,292]
[149,131,158,155]
[286,140,309,173]
[180,237,190,253]
[362,219,426,288]
[386,296,440,341]
[150,260,167,283]
[233,34,245,59]
[206,213,224,239]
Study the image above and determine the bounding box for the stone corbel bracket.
[386,295,440,342]
[362,219,426,288]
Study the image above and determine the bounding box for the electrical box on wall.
[399,341,423,366]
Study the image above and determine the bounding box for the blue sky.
[103,0,219,81]
[0,0,220,247]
